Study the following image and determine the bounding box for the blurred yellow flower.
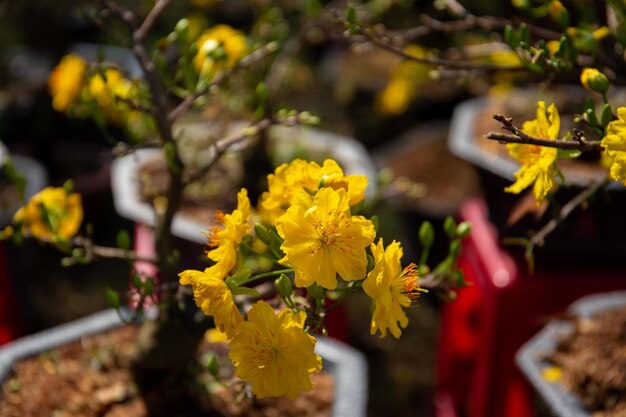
[601,107,626,185]
[376,45,433,116]
[275,187,375,290]
[49,54,88,112]
[228,301,322,399]
[86,68,135,121]
[179,266,243,337]
[259,159,367,222]
[363,239,422,339]
[505,101,560,204]
[14,187,83,240]
[193,24,247,75]
[207,188,251,275]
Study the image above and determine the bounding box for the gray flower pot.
[0,309,368,417]
[516,291,626,417]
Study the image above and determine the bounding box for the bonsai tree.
[0,0,469,411]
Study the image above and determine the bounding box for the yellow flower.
[601,107,626,184]
[275,187,375,290]
[13,187,83,240]
[362,239,422,339]
[49,54,88,112]
[86,68,135,122]
[228,300,322,399]
[206,188,251,275]
[179,266,243,338]
[505,101,560,204]
[193,24,247,75]
[259,159,367,222]
[376,45,433,116]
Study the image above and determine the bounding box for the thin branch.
[135,0,171,42]
[486,114,603,152]
[414,14,561,41]
[71,236,159,264]
[182,118,274,186]
[525,179,607,259]
[357,28,523,73]
[168,42,279,122]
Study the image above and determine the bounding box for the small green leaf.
[204,353,219,377]
[132,274,144,289]
[144,278,154,295]
[443,217,457,238]
[601,103,614,128]
[306,283,324,299]
[366,254,375,273]
[230,286,261,297]
[105,288,121,309]
[254,223,272,245]
[370,215,379,231]
[455,222,472,239]
[226,268,252,289]
[518,23,529,44]
[63,179,74,194]
[419,221,435,248]
[557,149,582,159]
[116,230,131,250]
[504,25,516,47]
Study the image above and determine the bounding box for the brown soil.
[376,123,482,217]
[547,305,626,417]
[0,326,334,417]
[137,157,242,227]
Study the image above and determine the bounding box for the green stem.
[245,268,293,284]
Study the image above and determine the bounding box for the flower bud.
[275,274,293,298]
[580,68,609,93]
[419,221,434,249]
[548,1,569,28]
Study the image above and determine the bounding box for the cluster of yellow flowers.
[2,186,83,241]
[505,100,560,204]
[179,158,422,398]
[505,97,626,202]
[48,24,247,127]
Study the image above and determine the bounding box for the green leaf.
[443,217,457,238]
[226,268,252,289]
[132,274,144,290]
[370,215,379,232]
[366,254,375,273]
[557,149,582,159]
[116,230,131,250]
[504,25,516,47]
[254,223,272,245]
[204,353,219,377]
[455,222,471,239]
[105,288,121,309]
[230,286,261,297]
[419,221,435,248]
[518,23,529,44]
[601,103,614,129]
[144,279,154,295]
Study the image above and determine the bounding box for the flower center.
[207,210,225,247]
[401,263,424,305]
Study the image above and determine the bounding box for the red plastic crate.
[0,243,22,345]
[435,199,626,417]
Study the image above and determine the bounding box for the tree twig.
[524,179,607,260]
[356,28,523,73]
[168,42,279,122]
[182,118,274,186]
[486,114,603,152]
[68,236,159,264]
[135,0,171,42]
